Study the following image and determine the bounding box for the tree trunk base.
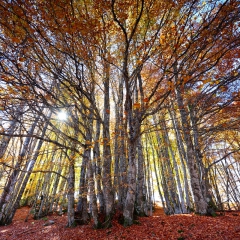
[92,221,102,229]
[123,217,133,227]
[101,214,112,229]
[0,217,13,226]
[65,221,76,228]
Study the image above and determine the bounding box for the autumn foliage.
[0,0,239,233]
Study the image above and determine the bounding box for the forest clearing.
[0,0,240,237]
[1,206,240,239]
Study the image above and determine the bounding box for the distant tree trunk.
[87,155,100,228]
[66,160,75,227]
[117,130,128,212]
[161,116,187,213]
[113,101,120,202]
[189,105,216,213]
[56,166,68,213]
[4,116,50,223]
[145,142,153,216]
[152,116,181,214]
[37,170,52,219]
[174,66,207,214]
[93,119,104,213]
[76,148,89,223]
[49,160,64,212]
[150,139,166,210]
[223,160,240,209]
[209,166,223,210]
[0,117,39,225]
[0,118,18,158]
[160,162,174,214]
[135,138,147,216]
[169,105,193,210]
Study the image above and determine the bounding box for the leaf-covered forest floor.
[1,206,240,240]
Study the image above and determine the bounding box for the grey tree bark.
[161,116,187,213]
[102,59,114,228]
[93,119,104,213]
[4,116,50,223]
[174,66,207,214]
[0,116,39,225]
[168,105,193,210]
[135,138,147,216]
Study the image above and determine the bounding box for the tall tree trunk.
[0,118,18,158]
[135,138,147,216]
[209,166,223,210]
[37,169,52,219]
[123,136,137,226]
[49,160,64,213]
[115,77,128,212]
[76,148,89,223]
[93,119,104,213]
[162,116,187,213]
[153,117,181,214]
[0,117,39,225]
[102,60,114,228]
[189,106,216,213]
[66,160,75,227]
[174,66,207,214]
[122,62,141,226]
[83,110,100,228]
[76,113,94,224]
[168,105,193,210]
[87,155,100,228]
[4,117,50,223]
[123,94,141,225]
[150,139,166,210]
[66,108,82,227]
[113,102,120,202]
[146,150,153,216]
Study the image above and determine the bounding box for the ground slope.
[0,206,240,239]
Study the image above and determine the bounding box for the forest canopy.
[0,0,239,228]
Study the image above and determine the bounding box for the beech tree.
[0,0,239,228]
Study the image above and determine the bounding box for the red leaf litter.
[0,206,240,240]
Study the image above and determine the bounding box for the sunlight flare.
[57,111,68,121]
